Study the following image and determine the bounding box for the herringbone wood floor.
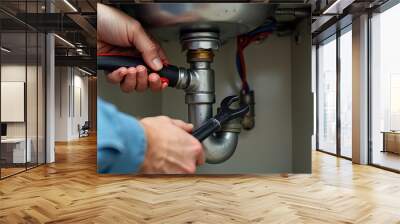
[1,135,400,224]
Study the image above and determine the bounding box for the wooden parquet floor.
[1,135,400,224]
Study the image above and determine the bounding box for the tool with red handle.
[97,54,180,87]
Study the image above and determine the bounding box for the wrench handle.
[192,118,221,142]
[97,54,180,87]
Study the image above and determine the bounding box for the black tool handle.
[192,118,221,142]
[97,55,180,87]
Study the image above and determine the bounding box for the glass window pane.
[27,31,38,169]
[1,30,28,177]
[312,46,317,150]
[340,29,352,158]
[26,0,42,169]
[38,32,45,165]
[318,37,337,154]
[0,0,46,179]
[371,3,400,171]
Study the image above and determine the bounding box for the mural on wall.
[96,3,312,174]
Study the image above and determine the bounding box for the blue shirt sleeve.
[97,98,147,174]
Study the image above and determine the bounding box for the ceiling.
[0,0,97,72]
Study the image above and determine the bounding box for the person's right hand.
[139,116,205,174]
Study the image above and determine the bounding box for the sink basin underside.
[121,3,276,41]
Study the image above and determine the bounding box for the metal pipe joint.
[175,31,243,164]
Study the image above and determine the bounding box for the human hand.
[139,116,205,174]
[97,3,169,92]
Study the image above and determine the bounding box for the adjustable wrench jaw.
[192,95,249,142]
[214,95,250,125]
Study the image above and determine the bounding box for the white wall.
[55,67,68,141]
[1,65,26,139]
[55,67,89,141]
[1,66,26,127]
[72,72,89,138]
[1,65,38,138]
[1,82,25,122]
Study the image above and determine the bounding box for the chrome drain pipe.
[180,31,242,164]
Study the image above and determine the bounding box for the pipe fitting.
[202,132,239,164]
[187,49,214,62]
[175,68,191,89]
[180,31,220,51]
[203,115,242,163]
[221,117,243,133]
[180,31,244,164]
[240,90,255,130]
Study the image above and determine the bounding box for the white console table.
[1,138,32,163]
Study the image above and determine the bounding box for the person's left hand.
[97,3,169,93]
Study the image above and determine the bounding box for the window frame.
[367,0,400,173]
[315,24,353,161]
[0,0,48,180]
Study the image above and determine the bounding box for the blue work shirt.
[97,98,147,174]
